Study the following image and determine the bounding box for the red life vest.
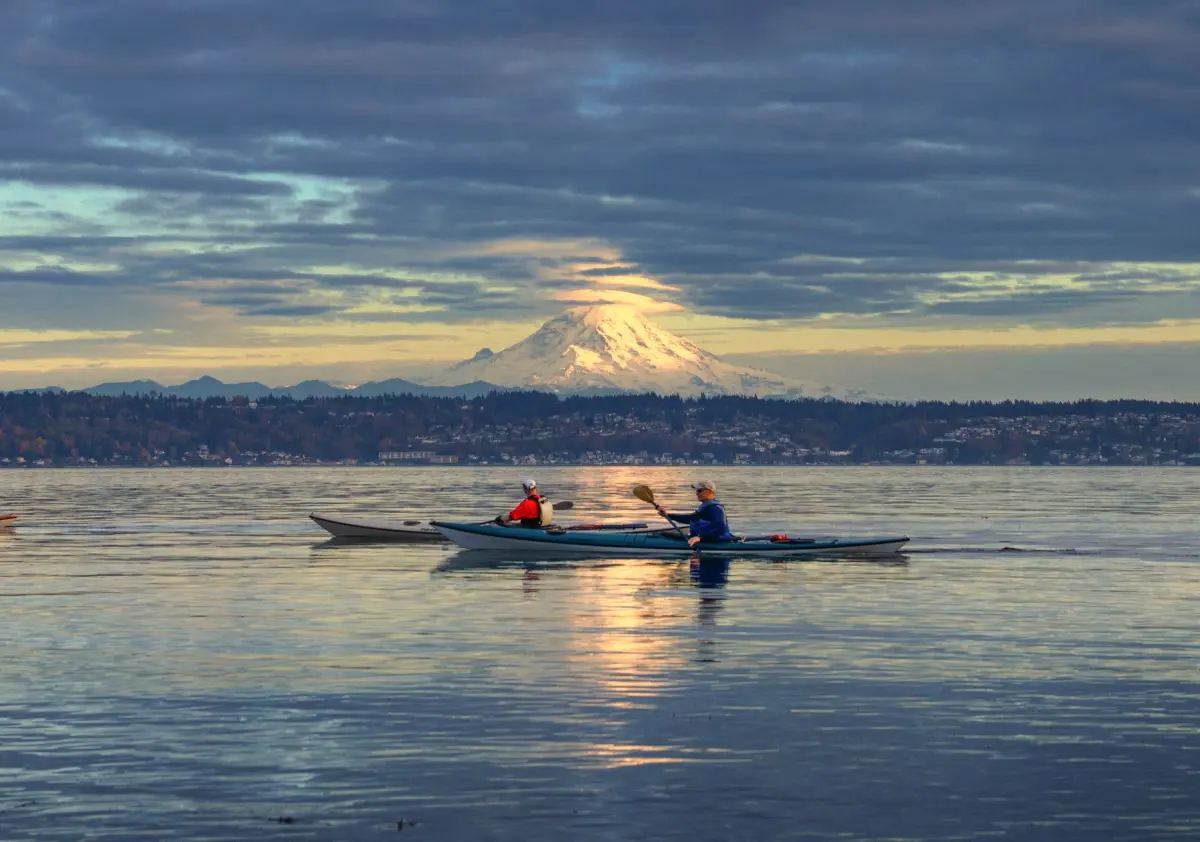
[509,494,551,527]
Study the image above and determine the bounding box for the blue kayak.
[431,521,909,557]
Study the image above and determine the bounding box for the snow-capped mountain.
[13,306,872,401]
[429,305,872,400]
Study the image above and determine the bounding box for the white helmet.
[521,477,537,491]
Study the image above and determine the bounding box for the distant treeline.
[0,391,1197,465]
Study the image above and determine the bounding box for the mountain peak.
[450,347,496,370]
[425,305,872,399]
[557,303,647,327]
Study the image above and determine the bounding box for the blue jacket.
[670,498,734,542]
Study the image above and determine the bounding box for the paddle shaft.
[634,487,689,541]
[659,512,689,542]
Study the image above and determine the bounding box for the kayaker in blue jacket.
[656,480,734,548]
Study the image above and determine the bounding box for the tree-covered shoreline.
[1,391,1197,467]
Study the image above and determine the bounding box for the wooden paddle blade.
[632,485,656,504]
[552,501,574,511]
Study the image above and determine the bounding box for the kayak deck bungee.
[431,521,909,557]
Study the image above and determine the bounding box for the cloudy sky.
[2,0,1199,399]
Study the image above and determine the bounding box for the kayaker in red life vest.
[656,480,734,548]
[495,478,554,528]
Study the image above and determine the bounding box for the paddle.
[632,485,689,541]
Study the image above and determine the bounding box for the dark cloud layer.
[3,0,1200,323]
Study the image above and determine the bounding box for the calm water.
[1,467,1198,841]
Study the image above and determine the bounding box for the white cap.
[521,477,537,491]
[691,480,716,492]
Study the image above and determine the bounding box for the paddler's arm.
[689,513,724,539]
[685,505,727,546]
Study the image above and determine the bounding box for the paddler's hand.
[655,505,666,516]
[688,536,701,548]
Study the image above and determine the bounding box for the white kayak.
[310,512,655,542]
[310,513,445,541]
[432,521,909,557]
